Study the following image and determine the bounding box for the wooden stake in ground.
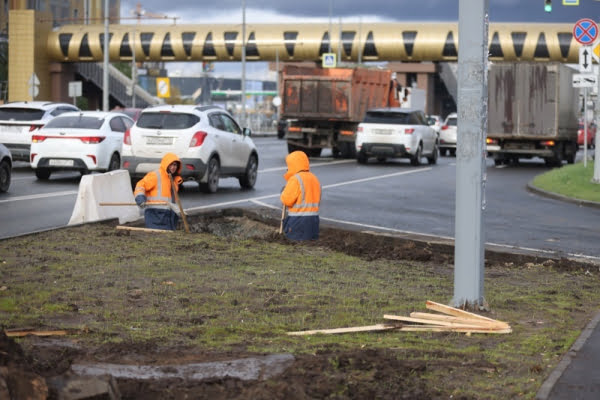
[279,204,286,234]
[169,174,190,233]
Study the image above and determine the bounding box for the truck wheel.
[308,148,322,157]
[440,148,447,157]
[357,151,368,164]
[287,143,299,154]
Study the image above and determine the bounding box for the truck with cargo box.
[486,62,579,166]
[280,65,400,158]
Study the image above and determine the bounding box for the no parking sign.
[573,19,598,45]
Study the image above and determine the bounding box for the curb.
[526,182,600,210]
[535,310,600,399]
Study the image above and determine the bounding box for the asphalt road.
[2,136,600,262]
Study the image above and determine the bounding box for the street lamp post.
[241,0,246,127]
[102,0,109,111]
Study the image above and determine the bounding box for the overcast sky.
[121,0,600,78]
[121,0,600,24]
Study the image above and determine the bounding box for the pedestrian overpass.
[8,9,580,106]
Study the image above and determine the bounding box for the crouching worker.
[280,150,321,240]
[134,152,183,231]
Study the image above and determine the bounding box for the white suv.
[122,105,258,193]
[439,113,457,156]
[0,101,79,162]
[355,108,438,166]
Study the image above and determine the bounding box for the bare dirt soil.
[1,207,596,400]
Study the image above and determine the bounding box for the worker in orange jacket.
[134,153,184,230]
[280,150,321,240]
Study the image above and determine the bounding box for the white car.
[355,108,438,166]
[0,143,11,192]
[121,104,258,193]
[30,111,134,180]
[439,113,457,156]
[0,101,80,162]
[427,114,442,137]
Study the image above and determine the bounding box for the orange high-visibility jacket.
[280,151,321,216]
[134,152,183,209]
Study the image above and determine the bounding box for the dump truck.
[486,62,579,166]
[280,65,401,158]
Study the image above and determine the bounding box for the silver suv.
[0,101,80,162]
[122,105,258,193]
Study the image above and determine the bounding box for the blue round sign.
[573,19,598,45]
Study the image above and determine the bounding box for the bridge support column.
[49,63,77,104]
[8,10,52,102]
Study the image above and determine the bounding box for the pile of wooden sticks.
[287,300,511,336]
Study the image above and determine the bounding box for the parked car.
[0,101,80,162]
[0,143,12,192]
[439,113,457,156]
[355,108,438,165]
[577,120,597,149]
[113,107,144,122]
[122,104,258,193]
[427,114,442,137]
[30,111,134,180]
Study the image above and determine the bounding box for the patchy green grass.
[531,161,600,202]
[1,219,600,399]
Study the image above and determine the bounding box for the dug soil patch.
[1,207,598,399]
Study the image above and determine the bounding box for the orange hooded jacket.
[280,151,321,216]
[134,153,183,209]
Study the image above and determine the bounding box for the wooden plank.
[5,330,68,337]
[425,301,510,328]
[399,325,512,334]
[287,324,400,336]
[409,312,499,327]
[383,314,487,329]
[116,226,173,233]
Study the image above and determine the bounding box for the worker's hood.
[160,152,182,175]
[284,150,310,180]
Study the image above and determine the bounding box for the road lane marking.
[259,159,354,173]
[186,167,433,213]
[0,190,78,204]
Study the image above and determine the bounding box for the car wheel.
[35,168,51,180]
[427,143,438,165]
[410,144,422,166]
[356,151,368,164]
[107,153,120,172]
[200,157,220,193]
[0,160,10,192]
[239,154,258,189]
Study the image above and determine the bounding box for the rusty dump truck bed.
[281,66,393,122]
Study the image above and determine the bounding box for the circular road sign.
[573,18,598,45]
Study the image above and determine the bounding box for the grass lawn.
[531,161,600,203]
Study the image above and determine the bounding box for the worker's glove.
[135,195,147,209]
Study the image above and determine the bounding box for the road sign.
[28,85,39,98]
[592,41,600,63]
[322,53,336,68]
[573,19,598,45]
[573,73,598,88]
[156,77,170,98]
[68,81,82,98]
[579,46,593,73]
[28,73,40,87]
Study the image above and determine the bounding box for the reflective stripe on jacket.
[286,173,321,216]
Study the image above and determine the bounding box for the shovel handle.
[99,201,167,206]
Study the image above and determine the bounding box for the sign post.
[68,81,82,106]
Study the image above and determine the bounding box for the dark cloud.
[124,0,599,23]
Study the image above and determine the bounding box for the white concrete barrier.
[68,169,140,225]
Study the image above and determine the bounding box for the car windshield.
[137,112,200,129]
[0,108,45,121]
[446,117,457,126]
[45,116,104,129]
[363,111,413,125]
